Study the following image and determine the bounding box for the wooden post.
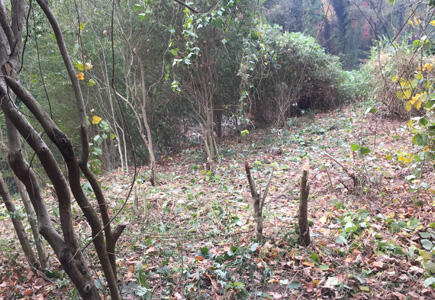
[299,160,310,246]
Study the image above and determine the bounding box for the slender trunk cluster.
[0,1,125,299]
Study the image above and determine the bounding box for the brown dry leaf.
[144,246,158,255]
[23,289,33,296]
[26,272,33,281]
[372,261,384,269]
[302,261,315,267]
[392,292,406,300]
[195,256,204,261]
[125,271,133,280]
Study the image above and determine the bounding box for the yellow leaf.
[427,64,433,71]
[77,72,84,80]
[85,62,93,70]
[404,89,411,99]
[419,250,432,262]
[415,100,422,110]
[408,119,414,128]
[430,20,435,26]
[92,115,102,124]
[319,216,328,224]
[406,101,412,111]
[414,17,421,25]
[267,279,279,284]
[408,20,414,27]
[77,63,84,71]
[392,76,398,82]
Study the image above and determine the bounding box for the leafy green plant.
[88,113,115,174]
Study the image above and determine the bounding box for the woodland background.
[1,0,435,299]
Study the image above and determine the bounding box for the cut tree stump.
[245,161,273,241]
[299,160,310,246]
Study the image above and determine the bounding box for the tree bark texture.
[299,161,310,246]
[0,172,38,268]
[245,162,263,241]
[0,136,49,269]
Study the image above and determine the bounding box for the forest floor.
[1,102,435,300]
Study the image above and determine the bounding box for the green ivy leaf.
[309,253,320,264]
[419,118,428,126]
[421,239,434,250]
[424,277,435,288]
[360,147,370,155]
[408,217,419,229]
[288,281,301,289]
[351,143,360,151]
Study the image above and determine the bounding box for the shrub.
[238,24,357,125]
[362,38,430,119]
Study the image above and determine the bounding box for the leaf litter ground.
[1,103,435,299]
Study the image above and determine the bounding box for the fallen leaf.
[302,261,315,267]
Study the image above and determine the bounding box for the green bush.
[238,24,359,125]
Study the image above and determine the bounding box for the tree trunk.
[2,100,102,300]
[16,178,49,269]
[202,107,218,171]
[0,172,38,268]
[138,55,157,186]
[0,135,49,269]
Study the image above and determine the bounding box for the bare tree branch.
[173,0,198,13]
